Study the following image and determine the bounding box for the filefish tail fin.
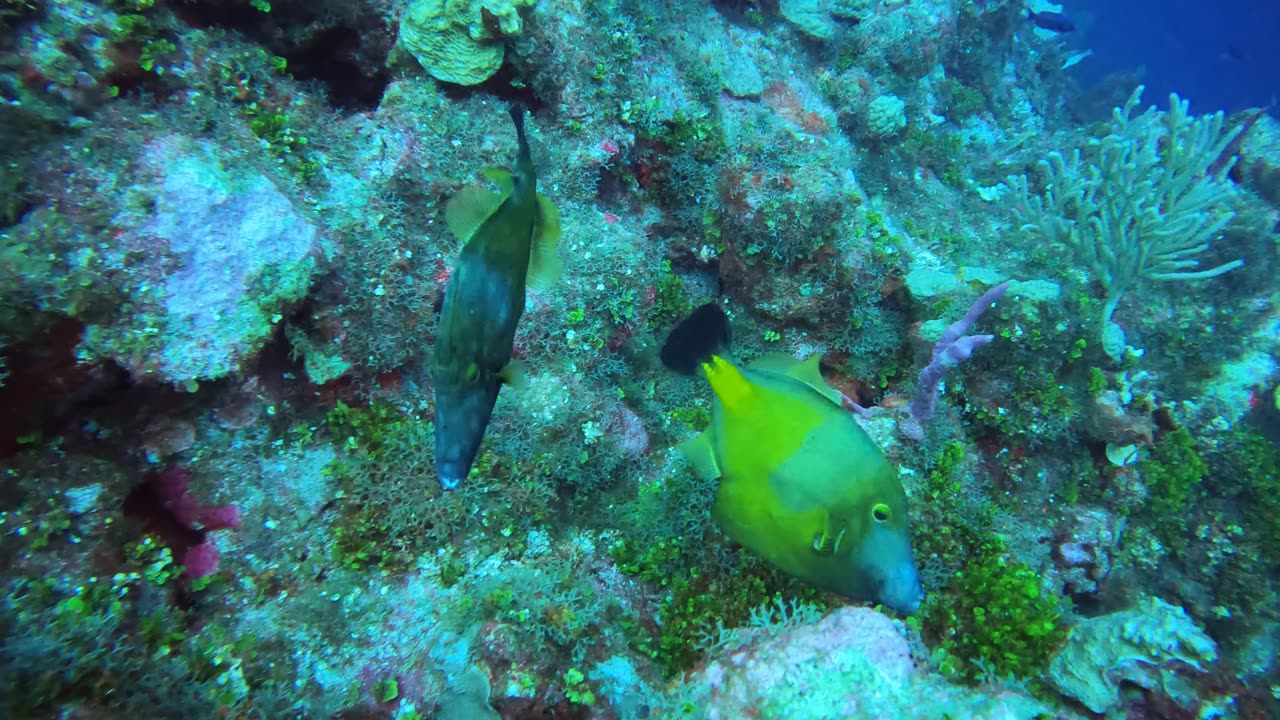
[660,302,731,375]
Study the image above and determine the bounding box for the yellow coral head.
[399,0,536,86]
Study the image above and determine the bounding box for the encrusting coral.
[398,0,537,85]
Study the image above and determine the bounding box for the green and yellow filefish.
[433,106,561,489]
[661,303,924,613]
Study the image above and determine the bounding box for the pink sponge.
[182,542,222,579]
[123,467,240,580]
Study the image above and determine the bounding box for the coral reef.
[81,134,324,384]
[1,0,1278,716]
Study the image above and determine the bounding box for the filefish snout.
[436,460,468,490]
[880,556,925,615]
[433,381,500,490]
[856,522,925,615]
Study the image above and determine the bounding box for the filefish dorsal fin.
[749,353,843,406]
[445,182,506,242]
[482,167,515,194]
[527,193,562,289]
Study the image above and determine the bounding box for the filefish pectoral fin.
[498,359,529,389]
[527,193,562,290]
[446,183,507,242]
[678,429,721,481]
[811,516,846,556]
[482,167,516,194]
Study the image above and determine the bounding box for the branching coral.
[1007,87,1244,358]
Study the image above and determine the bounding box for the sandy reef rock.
[701,25,768,98]
[779,0,839,39]
[677,606,1051,719]
[399,0,537,85]
[1236,113,1280,206]
[80,134,323,385]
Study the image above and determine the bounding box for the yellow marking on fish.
[703,354,752,410]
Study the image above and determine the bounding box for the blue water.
[1071,0,1280,116]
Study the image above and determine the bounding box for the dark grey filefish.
[1026,8,1076,33]
[432,107,562,489]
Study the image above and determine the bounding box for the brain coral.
[399,0,537,85]
[867,94,907,138]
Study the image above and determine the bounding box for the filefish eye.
[465,363,480,384]
[872,503,891,522]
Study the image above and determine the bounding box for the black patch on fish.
[661,302,732,375]
[1026,9,1075,33]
